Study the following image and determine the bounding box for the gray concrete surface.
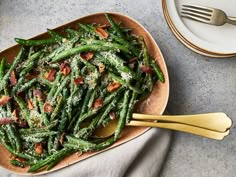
[0,0,236,177]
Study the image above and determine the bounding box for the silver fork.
[180,4,236,26]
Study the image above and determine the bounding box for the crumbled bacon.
[92,98,103,109]
[12,109,19,121]
[0,96,11,106]
[128,57,138,64]
[45,69,56,82]
[109,111,116,120]
[60,62,71,75]
[35,143,43,155]
[80,51,94,61]
[0,118,14,125]
[59,132,66,145]
[27,99,34,110]
[43,102,54,113]
[99,24,110,29]
[140,66,154,74]
[95,27,109,39]
[10,70,17,86]
[18,120,28,128]
[74,76,84,85]
[107,82,121,92]
[34,90,46,101]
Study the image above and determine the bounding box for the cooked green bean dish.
[0,14,164,172]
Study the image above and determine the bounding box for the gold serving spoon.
[94,112,232,140]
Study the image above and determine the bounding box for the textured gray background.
[0,0,236,177]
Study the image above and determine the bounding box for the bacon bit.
[43,102,54,113]
[60,62,71,75]
[80,51,94,61]
[128,57,138,64]
[18,120,28,128]
[109,111,116,120]
[45,69,56,82]
[99,24,110,29]
[74,76,84,85]
[12,109,19,121]
[0,96,11,106]
[107,82,121,92]
[0,118,14,125]
[35,143,43,155]
[27,99,34,110]
[141,66,154,74]
[34,90,46,101]
[10,70,17,86]
[92,98,103,109]
[95,27,109,39]
[59,132,66,145]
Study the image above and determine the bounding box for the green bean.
[0,57,6,80]
[46,149,75,171]
[114,90,130,140]
[126,90,138,124]
[50,96,64,121]
[0,46,25,92]
[76,87,124,127]
[10,160,27,168]
[0,137,35,161]
[65,28,81,38]
[38,99,49,126]
[28,148,73,172]
[51,43,130,62]
[20,51,43,77]
[51,76,70,104]
[109,33,140,56]
[150,59,165,83]
[96,53,138,80]
[46,73,62,101]
[17,78,37,94]
[53,89,69,150]
[20,131,57,140]
[39,35,79,64]
[19,120,58,135]
[73,88,93,134]
[14,95,33,128]
[105,14,125,38]
[15,38,55,46]
[47,29,64,43]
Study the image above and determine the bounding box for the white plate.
[165,0,236,55]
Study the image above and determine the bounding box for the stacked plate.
[162,0,236,58]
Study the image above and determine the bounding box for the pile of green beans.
[0,14,164,172]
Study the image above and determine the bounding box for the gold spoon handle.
[132,113,232,133]
[127,121,230,140]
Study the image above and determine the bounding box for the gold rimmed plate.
[0,12,169,175]
[162,0,236,58]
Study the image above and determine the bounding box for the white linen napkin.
[1,129,172,177]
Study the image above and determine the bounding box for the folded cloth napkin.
[1,128,172,177]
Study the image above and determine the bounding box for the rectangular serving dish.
[0,12,169,175]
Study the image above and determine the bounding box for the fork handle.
[127,121,229,140]
[226,16,236,25]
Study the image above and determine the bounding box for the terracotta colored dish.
[0,12,169,175]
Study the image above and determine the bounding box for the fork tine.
[180,12,211,24]
[181,9,211,20]
[182,4,213,13]
[182,7,212,16]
